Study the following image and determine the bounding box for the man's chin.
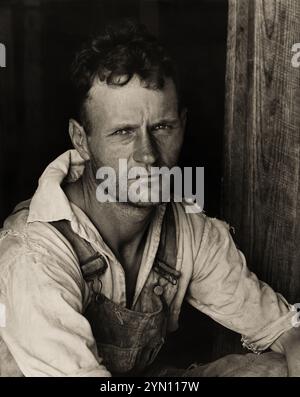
[126,200,162,208]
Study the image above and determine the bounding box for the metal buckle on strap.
[153,260,181,285]
[81,253,107,282]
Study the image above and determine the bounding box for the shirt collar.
[27,150,167,264]
[27,150,85,223]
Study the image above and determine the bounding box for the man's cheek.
[156,138,180,161]
[165,143,183,166]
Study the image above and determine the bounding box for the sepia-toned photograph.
[0,0,300,383]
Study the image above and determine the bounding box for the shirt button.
[154,285,164,296]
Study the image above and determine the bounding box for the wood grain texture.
[215,0,300,358]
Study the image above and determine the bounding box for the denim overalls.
[51,204,181,376]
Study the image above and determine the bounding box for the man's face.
[83,75,185,206]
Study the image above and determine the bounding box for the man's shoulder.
[172,201,233,243]
[0,200,32,262]
[0,201,83,295]
[1,199,31,233]
[172,200,207,230]
[1,199,49,246]
[0,200,77,268]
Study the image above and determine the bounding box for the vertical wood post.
[214,0,300,358]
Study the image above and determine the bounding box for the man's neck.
[64,164,155,258]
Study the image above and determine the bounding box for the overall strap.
[11,199,107,282]
[50,220,107,282]
[13,200,179,285]
[153,204,181,285]
[50,204,180,285]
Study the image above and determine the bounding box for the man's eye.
[113,129,132,136]
[153,124,172,131]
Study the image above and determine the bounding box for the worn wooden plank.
[215,0,300,358]
[0,6,16,223]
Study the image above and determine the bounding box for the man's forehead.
[86,75,179,122]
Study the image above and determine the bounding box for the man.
[0,20,299,377]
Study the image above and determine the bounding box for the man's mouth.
[128,174,161,182]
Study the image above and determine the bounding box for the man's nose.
[133,132,158,167]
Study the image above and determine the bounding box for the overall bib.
[51,203,180,376]
[55,203,287,378]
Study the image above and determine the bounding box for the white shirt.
[0,150,295,377]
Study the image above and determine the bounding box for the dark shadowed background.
[0,0,228,365]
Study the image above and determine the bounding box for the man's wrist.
[271,327,300,376]
[273,327,300,353]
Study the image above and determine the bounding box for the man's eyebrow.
[151,118,179,126]
[106,123,140,133]
[106,119,179,134]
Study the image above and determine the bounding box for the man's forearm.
[271,327,300,377]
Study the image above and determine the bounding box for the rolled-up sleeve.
[0,249,111,377]
[186,216,295,353]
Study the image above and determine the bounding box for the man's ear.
[69,119,90,161]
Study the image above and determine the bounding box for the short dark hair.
[70,19,181,130]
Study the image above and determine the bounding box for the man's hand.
[271,327,300,377]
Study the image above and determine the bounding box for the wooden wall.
[214,0,300,358]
